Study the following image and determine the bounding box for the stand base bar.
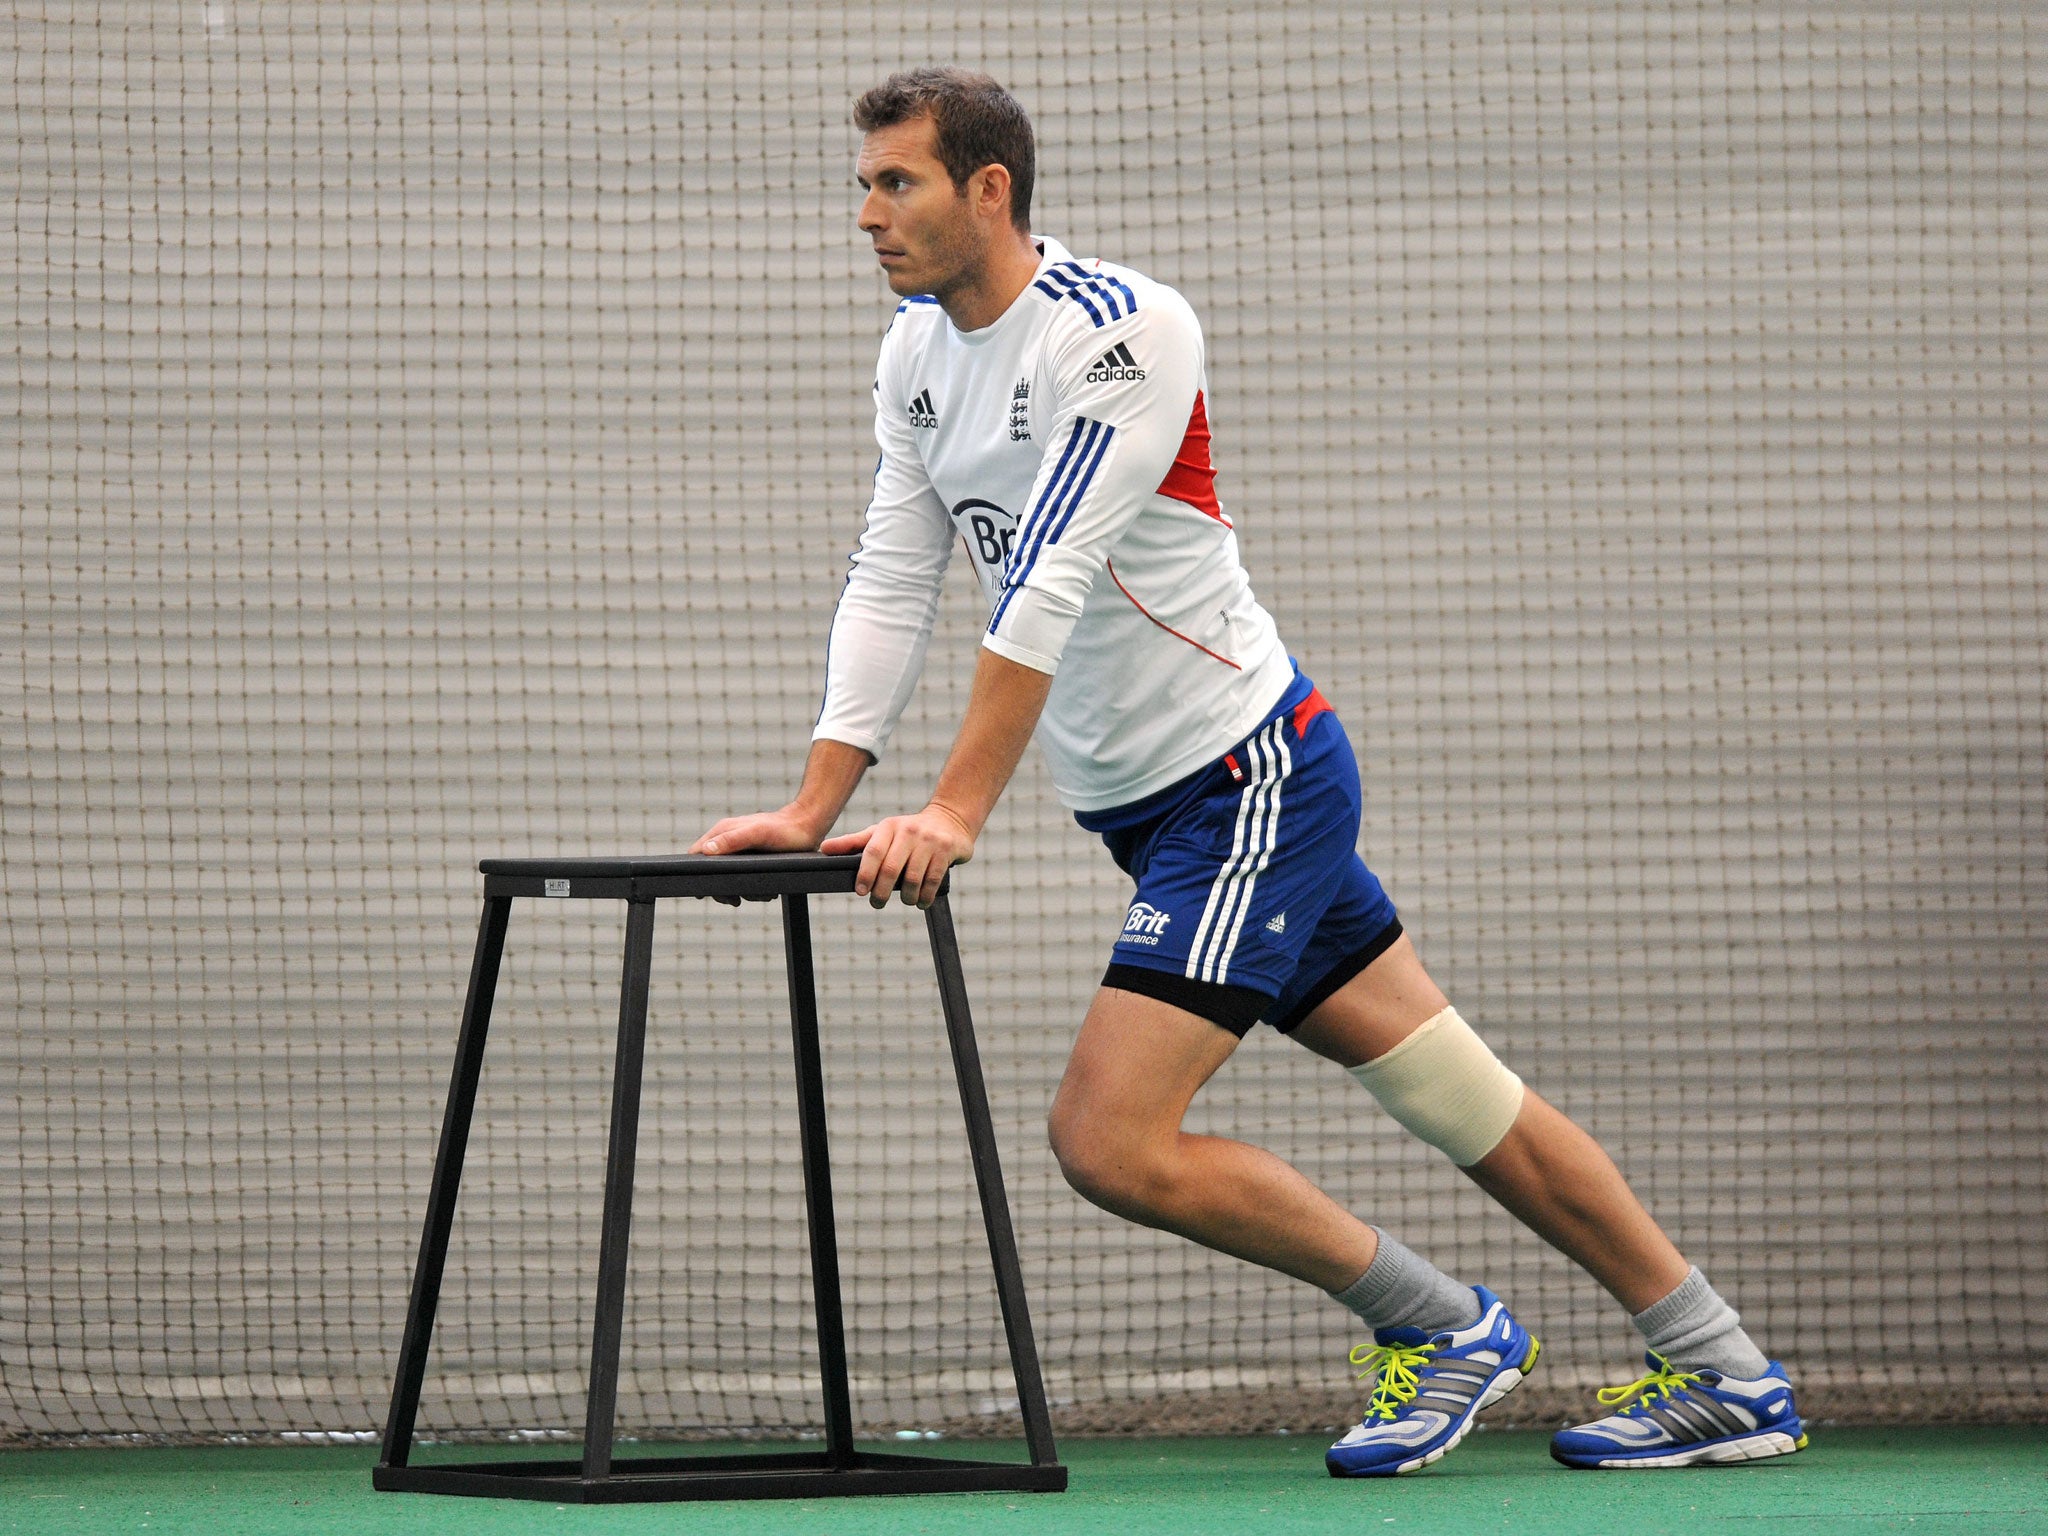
[372,1449,1068,1503]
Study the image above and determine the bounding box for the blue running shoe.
[1325,1285,1540,1477]
[1550,1353,1808,1469]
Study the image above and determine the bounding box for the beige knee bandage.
[1347,1005,1524,1166]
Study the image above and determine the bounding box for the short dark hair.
[853,67,1035,232]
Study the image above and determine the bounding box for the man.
[693,66,1805,1474]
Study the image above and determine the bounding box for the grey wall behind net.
[5,4,2043,1438]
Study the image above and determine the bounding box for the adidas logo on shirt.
[907,388,939,429]
[1085,342,1145,383]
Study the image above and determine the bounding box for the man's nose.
[857,188,886,234]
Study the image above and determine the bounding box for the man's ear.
[973,162,1013,223]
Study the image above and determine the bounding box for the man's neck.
[935,230,1043,333]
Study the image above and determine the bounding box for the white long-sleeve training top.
[814,237,1295,813]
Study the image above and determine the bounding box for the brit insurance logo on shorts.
[1120,901,1172,946]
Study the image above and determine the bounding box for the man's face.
[856,115,984,301]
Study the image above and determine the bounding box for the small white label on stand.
[544,878,571,897]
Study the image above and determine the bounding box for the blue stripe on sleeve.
[1009,419,1104,586]
[989,419,1097,630]
[1042,424,1115,546]
[1033,264,1143,328]
[1050,262,1135,322]
[988,418,1116,634]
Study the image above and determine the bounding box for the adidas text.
[1086,342,1145,383]
[907,388,939,429]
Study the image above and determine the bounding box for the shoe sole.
[1553,1426,1808,1470]
[1327,1333,1541,1478]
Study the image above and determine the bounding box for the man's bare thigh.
[1287,932,1450,1069]
[1050,985,1242,1146]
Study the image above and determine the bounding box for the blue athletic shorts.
[1076,666,1402,1037]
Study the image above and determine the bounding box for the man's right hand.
[688,807,826,904]
[687,739,872,901]
[688,807,824,857]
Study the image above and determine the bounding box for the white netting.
[5,4,2043,1438]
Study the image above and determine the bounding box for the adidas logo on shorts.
[1264,912,1287,934]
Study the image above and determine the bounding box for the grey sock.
[1632,1266,1771,1380]
[1329,1228,1483,1336]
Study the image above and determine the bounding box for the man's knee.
[1048,986,1233,1217]
[1349,1005,1524,1167]
[1046,1093,1174,1218]
[1045,1092,1122,1202]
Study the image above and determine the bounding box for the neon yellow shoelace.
[1349,1339,1440,1421]
[1595,1352,1706,1412]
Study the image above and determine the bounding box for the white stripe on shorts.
[1183,731,1262,981]
[1211,722,1292,982]
[1197,726,1275,982]
[1186,719,1291,984]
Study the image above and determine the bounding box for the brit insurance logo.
[1120,901,1172,946]
[1085,342,1145,383]
[907,388,939,429]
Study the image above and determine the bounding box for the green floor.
[4,1429,2045,1536]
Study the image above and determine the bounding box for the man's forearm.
[927,648,1055,837]
[816,648,1050,907]
[790,737,873,839]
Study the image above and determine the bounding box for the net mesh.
[6,3,2044,1442]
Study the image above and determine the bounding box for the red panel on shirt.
[1155,390,1229,525]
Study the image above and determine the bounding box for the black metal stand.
[374,853,1066,1504]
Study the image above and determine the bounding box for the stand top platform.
[477,852,893,900]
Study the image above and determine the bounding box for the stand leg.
[381,896,513,1469]
[582,896,657,1482]
[925,888,1060,1468]
[781,892,858,1468]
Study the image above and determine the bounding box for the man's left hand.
[821,802,977,909]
